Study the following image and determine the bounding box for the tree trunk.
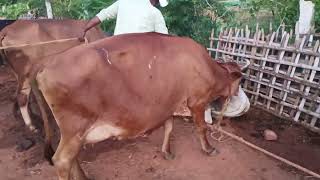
[45,0,53,19]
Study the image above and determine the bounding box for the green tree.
[50,0,116,33]
[0,0,46,19]
[313,0,320,32]
[162,0,234,45]
[0,3,30,18]
[239,0,299,30]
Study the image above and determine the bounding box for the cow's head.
[218,62,242,96]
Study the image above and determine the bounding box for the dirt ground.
[0,65,319,180]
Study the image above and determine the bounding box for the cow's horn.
[240,59,250,72]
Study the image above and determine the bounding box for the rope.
[0,37,83,50]
[208,125,320,179]
[210,98,230,142]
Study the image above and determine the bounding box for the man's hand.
[78,30,87,42]
[80,17,102,42]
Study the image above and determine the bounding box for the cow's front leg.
[53,135,85,180]
[162,117,174,160]
[17,85,37,132]
[191,105,219,156]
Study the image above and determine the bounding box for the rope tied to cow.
[0,37,88,50]
[209,97,230,142]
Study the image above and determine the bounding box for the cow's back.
[1,19,104,43]
[1,19,105,76]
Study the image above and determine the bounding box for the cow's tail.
[0,27,6,43]
[0,29,20,117]
[30,78,55,165]
[0,20,16,66]
[0,29,6,65]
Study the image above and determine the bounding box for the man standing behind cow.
[82,0,169,38]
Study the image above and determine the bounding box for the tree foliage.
[162,0,234,45]
[239,0,299,30]
[0,2,30,18]
[51,0,116,34]
[313,0,320,32]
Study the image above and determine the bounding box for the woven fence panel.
[208,28,320,133]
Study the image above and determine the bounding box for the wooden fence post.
[207,26,320,132]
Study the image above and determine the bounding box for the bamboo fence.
[208,26,320,133]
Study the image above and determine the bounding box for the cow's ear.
[230,71,242,79]
[217,62,242,95]
[222,62,242,96]
[229,72,242,96]
[221,62,241,74]
[220,62,242,80]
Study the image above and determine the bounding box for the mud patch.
[231,107,320,173]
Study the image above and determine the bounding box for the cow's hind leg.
[52,135,86,180]
[190,105,219,156]
[17,85,37,132]
[162,117,174,160]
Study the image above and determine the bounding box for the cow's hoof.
[162,152,175,160]
[203,147,220,156]
[76,175,92,180]
[87,176,95,180]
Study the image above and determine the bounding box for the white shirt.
[96,0,168,35]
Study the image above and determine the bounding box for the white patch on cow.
[85,123,125,144]
[20,84,36,132]
[20,104,36,131]
[101,48,112,65]
[148,56,157,69]
[204,107,213,124]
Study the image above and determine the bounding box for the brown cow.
[33,32,242,180]
[0,19,105,132]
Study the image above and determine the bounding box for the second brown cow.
[0,19,105,132]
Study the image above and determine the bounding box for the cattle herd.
[0,20,243,180]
